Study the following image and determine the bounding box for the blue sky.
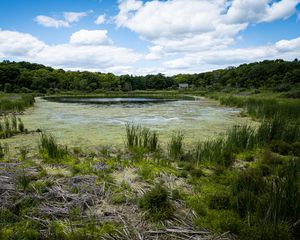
[0,0,300,75]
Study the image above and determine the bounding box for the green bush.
[270,140,292,155]
[208,192,231,210]
[292,142,300,156]
[139,184,174,221]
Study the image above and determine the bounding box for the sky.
[0,0,300,75]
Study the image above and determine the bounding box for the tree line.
[0,59,299,93]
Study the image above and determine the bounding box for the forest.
[0,59,300,93]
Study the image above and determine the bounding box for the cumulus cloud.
[0,29,141,72]
[95,14,106,24]
[226,0,299,23]
[70,29,113,45]
[35,11,90,28]
[116,0,300,61]
[162,36,300,74]
[0,30,46,58]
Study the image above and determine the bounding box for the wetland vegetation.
[0,59,299,240]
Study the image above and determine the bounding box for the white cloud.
[34,15,69,28]
[145,45,165,60]
[95,14,106,24]
[35,11,90,28]
[70,29,113,45]
[116,0,224,40]
[0,30,46,58]
[162,37,300,73]
[63,11,90,23]
[226,0,299,23]
[0,29,141,73]
[116,0,299,62]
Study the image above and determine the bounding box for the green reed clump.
[195,115,300,167]
[0,115,26,139]
[263,158,300,224]
[125,123,159,152]
[219,95,300,120]
[0,142,6,158]
[38,132,68,159]
[226,124,256,152]
[0,94,35,113]
[229,157,299,236]
[232,168,266,218]
[256,116,300,145]
[168,131,184,160]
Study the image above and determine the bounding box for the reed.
[0,115,26,138]
[125,123,159,152]
[0,94,35,113]
[219,95,300,120]
[38,132,68,159]
[168,131,184,160]
[195,116,300,167]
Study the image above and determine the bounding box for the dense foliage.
[0,59,300,93]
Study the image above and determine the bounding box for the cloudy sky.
[0,0,300,75]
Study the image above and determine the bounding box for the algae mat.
[4,97,250,150]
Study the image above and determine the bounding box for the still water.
[5,97,250,150]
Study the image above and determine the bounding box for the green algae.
[2,97,252,151]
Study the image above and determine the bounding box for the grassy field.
[0,93,35,114]
[0,90,299,240]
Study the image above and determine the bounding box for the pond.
[4,97,251,151]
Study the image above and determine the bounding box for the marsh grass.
[219,95,300,120]
[0,115,26,139]
[0,94,35,113]
[125,123,159,152]
[168,131,184,160]
[195,116,300,167]
[38,132,68,160]
[0,142,8,158]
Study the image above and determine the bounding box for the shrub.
[208,192,231,210]
[139,184,173,221]
[18,118,24,132]
[292,142,300,156]
[190,168,204,178]
[270,140,292,155]
[261,150,283,166]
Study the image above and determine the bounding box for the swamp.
[0,60,300,240]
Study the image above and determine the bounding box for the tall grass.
[219,95,300,120]
[38,132,68,159]
[0,115,26,138]
[125,123,159,152]
[231,157,300,227]
[0,94,35,114]
[168,131,184,160]
[264,158,300,224]
[194,116,300,166]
